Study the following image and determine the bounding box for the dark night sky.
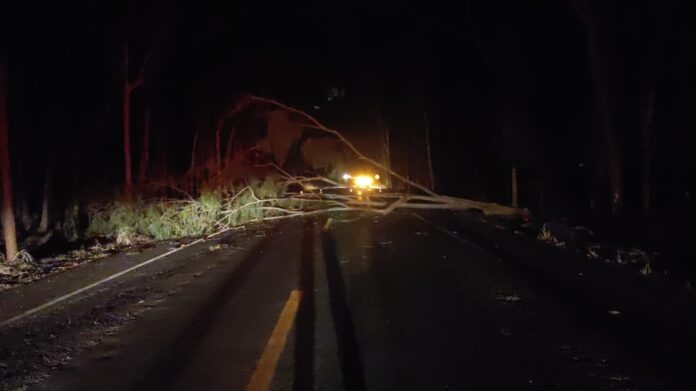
[2,0,695,218]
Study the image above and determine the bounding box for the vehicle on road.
[342,172,384,195]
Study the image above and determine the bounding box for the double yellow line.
[245,290,302,391]
[247,217,332,390]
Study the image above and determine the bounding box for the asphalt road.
[0,211,686,390]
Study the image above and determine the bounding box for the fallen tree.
[57,95,528,244]
[238,95,526,218]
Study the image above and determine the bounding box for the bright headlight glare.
[354,175,374,188]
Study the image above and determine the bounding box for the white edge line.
[0,228,231,328]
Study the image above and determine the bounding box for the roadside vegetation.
[86,178,283,243]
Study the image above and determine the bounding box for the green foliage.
[86,179,285,242]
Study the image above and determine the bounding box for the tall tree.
[380,118,392,188]
[214,119,223,174]
[377,96,392,188]
[38,171,50,233]
[0,56,18,262]
[567,0,623,214]
[423,111,435,191]
[122,44,152,196]
[639,2,662,216]
[641,93,655,216]
[224,120,237,168]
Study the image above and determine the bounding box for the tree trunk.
[190,131,199,172]
[423,111,435,191]
[0,58,18,262]
[18,193,32,232]
[570,0,623,215]
[379,113,392,188]
[38,171,50,233]
[224,121,236,168]
[511,166,519,208]
[123,44,133,196]
[641,93,655,216]
[138,109,150,184]
[587,21,621,214]
[121,46,152,195]
[215,119,223,173]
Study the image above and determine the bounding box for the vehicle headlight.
[354,175,374,188]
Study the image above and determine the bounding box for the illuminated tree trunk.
[38,171,50,233]
[378,111,392,188]
[0,58,18,262]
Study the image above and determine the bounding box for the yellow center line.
[245,289,301,391]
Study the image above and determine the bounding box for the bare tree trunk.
[569,0,623,215]
[511,166,519,208]
[642,92,655,216]
[38,171,50,233]
[123,45,133,196]
[423,111,435,191]
[153,120,167,180]
[588,160,596,211]
[18,193,32,232]
[224,122,236,168]
[122,45,151,196]
[190,130,199,172]
[589,41,622,215]
[215,119,223,173]
[138,109,150,184]
[379,113,392,188]
[0,58,18,262]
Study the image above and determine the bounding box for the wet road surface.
[0,211,689,390]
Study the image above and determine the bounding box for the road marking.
[412,213,487,253]
[322,217,333,231]
[245,290,301,391]
[0,228,232,328]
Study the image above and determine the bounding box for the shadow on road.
[293,219,315,391]
[322,229,367,391]
[131,229,279,391]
